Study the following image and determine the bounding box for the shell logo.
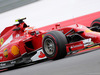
[0,38,4,45]
[85,29,92,33]
[11,46,20,56]
[3,48,8,58]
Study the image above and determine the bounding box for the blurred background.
[0,0,39,13]
[0,0,100,75]
[0,0,100,32]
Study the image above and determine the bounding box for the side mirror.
[13,27,20,31]
[76,31,84,34]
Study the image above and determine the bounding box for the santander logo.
[71,44,83,49]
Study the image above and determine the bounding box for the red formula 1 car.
[0,17,100,70]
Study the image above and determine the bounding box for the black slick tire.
[42,31,67,60]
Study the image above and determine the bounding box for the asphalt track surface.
[0,49,100,75]
[0,0,100,75]
[0,0,39,13]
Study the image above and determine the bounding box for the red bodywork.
[0,11,100,69]
[0,22,45,62]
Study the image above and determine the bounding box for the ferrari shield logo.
[3,48,8,58]
[0,38,4,45]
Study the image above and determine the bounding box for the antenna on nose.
[73,16,78,27]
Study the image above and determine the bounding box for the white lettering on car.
[71,44,83,49]
[85,35,97,38]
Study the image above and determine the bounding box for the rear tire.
[91,18,100,27]
[91,18,100,32]
[42,31,67,60]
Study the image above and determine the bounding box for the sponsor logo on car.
[85,34,96,38]
[11,61,16,64]
[38,51,45,58]
[71,44,83,49]
[3,48,8,58]
[1,35,13,47]
[11,46,19,56]
[0,63,6,66]
[85,29,92,33]
[42,35,44,38]
[0,38,4,45]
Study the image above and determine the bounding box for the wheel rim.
[95,25,100,28]
[44,38,55,55]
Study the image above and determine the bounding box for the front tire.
[42,31,67,60]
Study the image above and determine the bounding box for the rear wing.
[0,25,15,37]
[0,25,16,47]
[0,18,27,37]
[0,18,28,47]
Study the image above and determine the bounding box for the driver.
[24,27,35,34]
